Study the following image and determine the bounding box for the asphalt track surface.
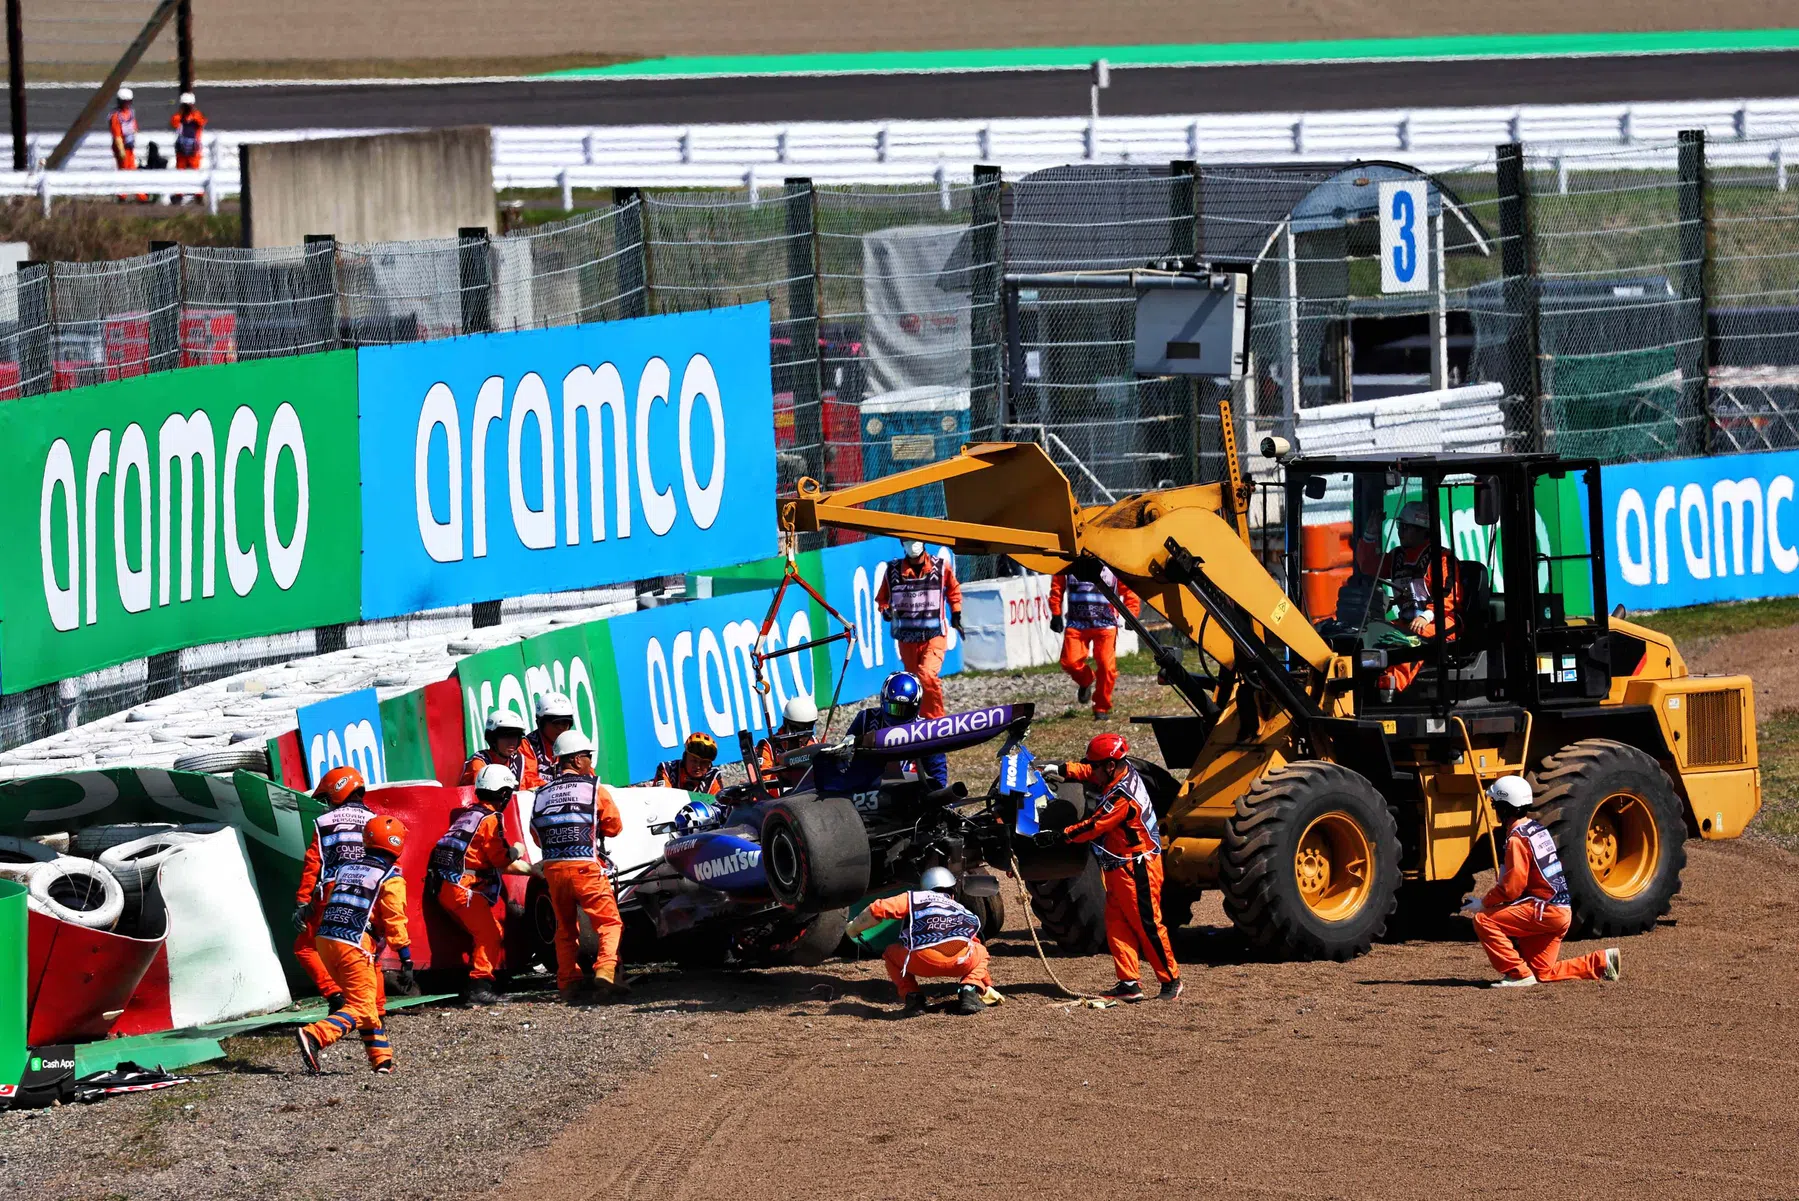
[14,50,1799,133]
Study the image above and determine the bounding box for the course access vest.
[316,857,399,948]
[525,729,558,778]
[174,113,203,157]
[110,109,137,151]
[899,891,982,953]
[429,805,502,901]
[1065,569,1120,630]
[469,747,528,782]
[531,774,607,863]
[887,558,946,643]
[1087,767,1162,871]
[311,800,375,895]
[1507,818,1571,908]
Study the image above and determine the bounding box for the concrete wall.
[241,128,494,248]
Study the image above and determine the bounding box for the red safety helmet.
[314,766,367,807]
[363,814,406,856]
[1083,732,1130,765]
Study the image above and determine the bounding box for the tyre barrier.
[24,858,125,931]
[98,830,208,926]
[70,823,177,860]
[171,745,271,775]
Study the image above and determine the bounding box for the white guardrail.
[11,97,1799,213]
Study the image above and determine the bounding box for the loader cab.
[1284,452,1613,719]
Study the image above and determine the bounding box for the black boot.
[956,985,987,1015]
[901,992,929,1016]
[1100,980,1144,1003]
[468,980,502,1006]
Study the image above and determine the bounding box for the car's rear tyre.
[959,887,1006,940]
[761,797,871,910]
[1220,760,1401,961]
[1025,855,1107,954]
[1532,739,1686,937]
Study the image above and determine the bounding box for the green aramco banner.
[0,353,362,692]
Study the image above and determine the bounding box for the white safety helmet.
[1488,776,1535,810]
[535,692,575,721]
[485,708,527,735]
[178,91,196,106]
[919,865,957,893]
[782,696,819,727]
[1397,501,1432,530]
[554,729,595,758]
[905,540,926,558]
[116,87,134,103]
[474,763,519,796]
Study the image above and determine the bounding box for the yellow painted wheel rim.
[1294,812,1374,922]
[1586,792,1660,901]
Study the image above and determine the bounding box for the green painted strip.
[545,28,1799,80]
[75,1036,224,1078]
[0,880,25,1091]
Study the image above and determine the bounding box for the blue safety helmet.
[673,798,718,836]
[881,672,923,721]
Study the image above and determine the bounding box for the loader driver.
[1350,500,1461,694]
[877,540,962,722]
[1036,734,1182,1002]
[1464,776,1621,988]
[754,696,822,795]
[532,730,628,1003]
[429,764,532,1006]
[846,866,998,1015]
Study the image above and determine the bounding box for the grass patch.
[1629,597,1799,647]
[1751,711,1799,852]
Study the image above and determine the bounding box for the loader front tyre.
[1220,761,1401,961]
[1532,739,1686,937]
[1025,856,1107,954]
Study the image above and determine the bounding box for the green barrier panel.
[455,642,531,759]
[577,619,632,785]
[0,351,362,694]
[379,689,436,783]
[0,879,25,1090]
[519,623,599,749]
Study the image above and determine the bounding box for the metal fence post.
[1170,160,1202,484]
[458,225,493,335]
[612,187,649,320]
[149,239,182,371]
[785,177,822,483]
[303,234,341,351]
[1496,142,1543,449]
[1678,129,1712,455]
[970,164,1004,439]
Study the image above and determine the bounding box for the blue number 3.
[1391,190,1417,281]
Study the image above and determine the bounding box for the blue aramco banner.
[818,539,964,703]
[357,305,778,618]
[1602,448,1799,610]
[607,583,819,783]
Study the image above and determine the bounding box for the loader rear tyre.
[762,797,872,911]
[1025,856,1107,955]
[1532,739,1686,938]
[1220,761,1401,961]
[958,888,1006,941]
[1386,876,1476,941]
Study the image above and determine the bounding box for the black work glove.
[951,610,964,633]
[880,608,892,624]
[1033,829,1067,848]
[290,903,311,932]
[1049,614,1065,633]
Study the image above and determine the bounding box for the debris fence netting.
[7,135,1799,746]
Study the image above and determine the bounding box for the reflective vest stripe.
[1511,818,1572,907]
[531,776,603,862]
[317,859,397,946]
[313,802,374,893]
[429,807,500,900]
[1090,768,1161,870]
[899,891,983,975]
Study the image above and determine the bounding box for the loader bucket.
[787,443,1083,563]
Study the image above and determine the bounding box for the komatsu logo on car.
[693,847,761,882]
[877,706,1005,746]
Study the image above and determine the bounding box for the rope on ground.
[1005,846,1108,1005]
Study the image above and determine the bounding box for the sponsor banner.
[358,305,779,618]
[607,583,820,784]
[858,702,1028,756]
[817,539,964,703]
[377,689,436,785]
[961,574,1139,671]
[0,354,362,693]
[1603,449,1799,611]
[296,687,388,789]
[518,624,608,753]
[455,642,531,762]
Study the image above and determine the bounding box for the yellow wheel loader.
[788,442,1761,960]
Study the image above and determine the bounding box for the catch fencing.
[6,129,1799,745]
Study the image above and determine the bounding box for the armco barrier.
[357,305,779,618]
[1603,448,1799,612]
[2,352,363,693]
